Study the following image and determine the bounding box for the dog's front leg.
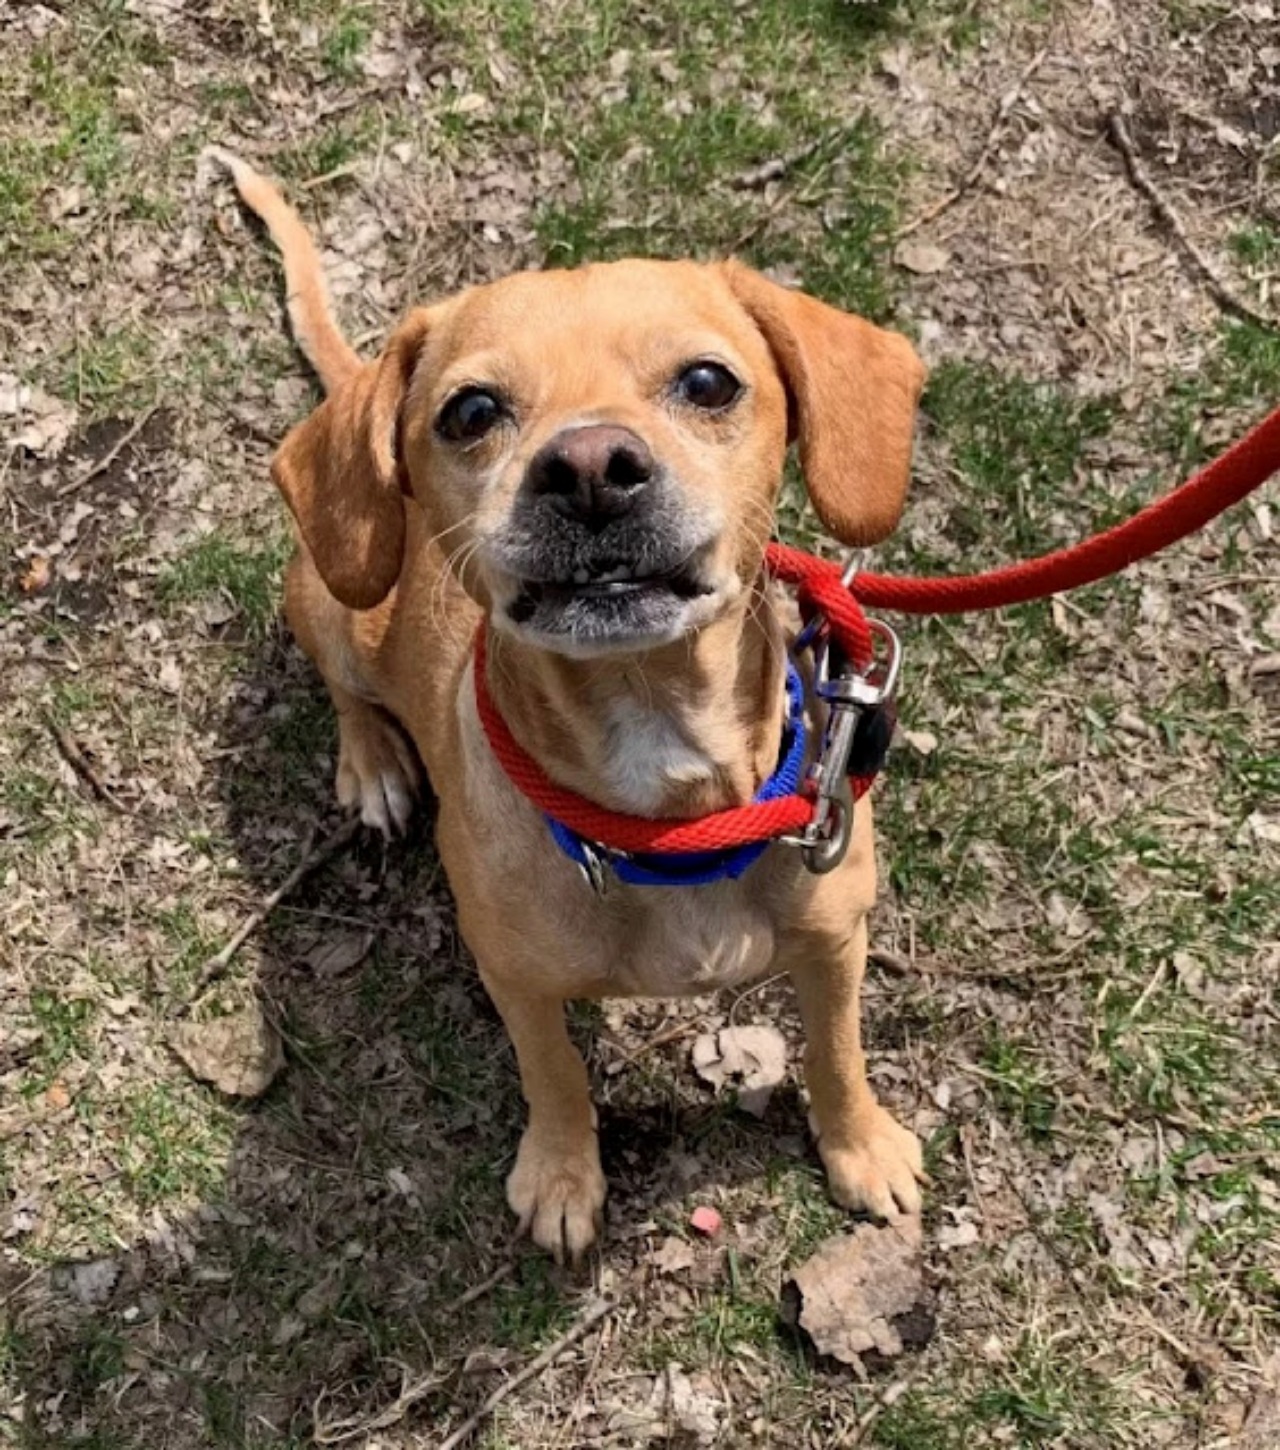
[791,917,924,1218]
[480,972,606,1261]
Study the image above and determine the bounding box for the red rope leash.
[846,399,1280,614]
[477,401,1280,859]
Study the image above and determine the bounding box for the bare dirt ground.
[1,1,1277,1446]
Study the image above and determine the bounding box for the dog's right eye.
[436,388,506,442]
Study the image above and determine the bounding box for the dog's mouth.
[513,558,713,610]
[500,552,721,653]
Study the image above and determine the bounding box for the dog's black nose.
[526,425,654,527]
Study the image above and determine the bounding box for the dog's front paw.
[818,1103,924,1218]
[507,1130,606,1262]
[335,707,419,837]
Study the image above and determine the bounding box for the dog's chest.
[598,881,778,997]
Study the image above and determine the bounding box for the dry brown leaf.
[171,1007,284,1098]
[20,556,51,594]
[894,240,950,275]
[784,1217,929,1366]
[900,726,938,755]
[304,930,374,978]
[1241,1352,1280,1448]
[691,1024,787,1117]
[653,1235,697,1275]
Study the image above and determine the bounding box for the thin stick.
[898,49,1047,238]
[313,1262,521,1443]
[174,815,362,1015]
[436,1297,617,1450]
[731,124,853,190]
[1107,110,1277,331]
[446,1259,515,1313]
[842,1367,923,1447]
[56,405,158,498]
[868,947,914,976]
[44,716,126,812]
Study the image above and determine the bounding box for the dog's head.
[272,260,924,656]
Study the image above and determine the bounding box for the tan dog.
[217,153,926,1259]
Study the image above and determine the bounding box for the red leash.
[847,397,1280,614]
[477,401,1280,862]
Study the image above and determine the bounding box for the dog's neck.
[485,576,788,820]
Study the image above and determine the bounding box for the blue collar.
[545,661,808,889]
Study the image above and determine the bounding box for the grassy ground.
[2,0,1278,1445]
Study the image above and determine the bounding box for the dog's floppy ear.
[721,261,925,546]
[271,310,431,610]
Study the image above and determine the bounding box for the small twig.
[301,162,362,190]
[446,1259,515,1313]
[55,405,158,498]
[898,48,1047,238]
[842,1366,924,1446]
[436,1297,617,1450]
[731,126,847,190]
[1107,109,1278,331]
[867,947,915,976]
[173,815,362,1015]
[314,1366,448,1446]
[313,1261,520,1442]
[44,716,126,812]
[614,1021,699,1067]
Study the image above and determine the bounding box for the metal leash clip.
[786,615,903,875]
[575,838,613,897]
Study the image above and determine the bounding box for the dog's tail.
[208,147,360,394]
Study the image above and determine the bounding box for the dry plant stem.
[1107,110,1278,331]
[55,404,158,498]
[842,1367,924,1447]
[867,947,914,976]
[44,716,125,811]
[311,1265,522,1441]
[898,49,1047,238]
[175,815,363,1015]
[446,1260,515,1313]
[731,120,858,190]
[436,1297,617,1450]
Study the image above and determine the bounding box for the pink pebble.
[690,1205,722,1237]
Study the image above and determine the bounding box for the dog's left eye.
[436,387,507,442]
[674,361,741,412]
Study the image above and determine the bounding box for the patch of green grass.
[25,990,97,1092]
[873,1390,968,1450]
[767,1161,849,1259]
[55,322,158,417]
[276,115,380,182]
[44,678,107,729]
[981,1029,1058,1141]
[411,0,909,317]
[491,1258,574,1349]
[923,361,1118,559]
[158,530,290,638]
[118,1082,233,1207]
[876,1334,1138,1447]
[1157,317,1280,465]
[321,6,373,78]
[1,766,59,824]
[1231,221,1280,268]
[150,901,228,993]
[63,1321,128,1395]
[642,1285,783,1372]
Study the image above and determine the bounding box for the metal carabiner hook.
[801,776,854,874]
